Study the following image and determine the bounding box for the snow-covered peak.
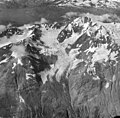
[70,0,120,8]
[0,16,120,84]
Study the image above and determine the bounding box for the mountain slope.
[0,16,120,117]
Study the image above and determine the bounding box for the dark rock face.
[0,17,120,118]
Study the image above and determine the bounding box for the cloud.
[62,12,78,18]
[0,25,6,33]
[40,18,48,24]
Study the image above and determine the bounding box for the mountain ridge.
[1,0,120,8]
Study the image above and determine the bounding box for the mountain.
[1,0,120,8]
[0,16,120,118]
[70,0,120,8]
